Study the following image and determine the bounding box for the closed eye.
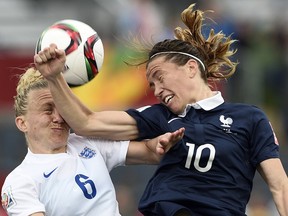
[45,110,53,115]
[42,103,54,114]
[149,82,155,90]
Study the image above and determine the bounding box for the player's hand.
[34,43,66,80]
[155,127,185,155]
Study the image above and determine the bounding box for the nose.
[52,110,64,123]
[153,85,163,99]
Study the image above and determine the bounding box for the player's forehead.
[146,56,167,79]
[27,88,53,107]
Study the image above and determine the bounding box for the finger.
[176,127,185,135]
[55,48,66,61]
[159,138,173,150]
[43,47,52,60]
[46,43,59,59]
[173,127,185,139]
[49,47,57,59]
[156,145,165,155]
[55,48,63,55]
[34,55,43,64]
[36,51,48,63]
[160,128,184,146]
[50,43,58,49]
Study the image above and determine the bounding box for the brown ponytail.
[175,4,238,79]
[126,4,238,82]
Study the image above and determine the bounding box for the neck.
[28,144,67,154]
[191,85,214,103]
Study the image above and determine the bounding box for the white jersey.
[1,133,129,216]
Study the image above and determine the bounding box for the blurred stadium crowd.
[0,0,287,215]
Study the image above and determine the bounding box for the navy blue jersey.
[126,98,279,216]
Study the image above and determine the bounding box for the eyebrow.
[148,67,161,80]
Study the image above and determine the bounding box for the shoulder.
[126,103,173,118]
[68,133,86,142]
[3,160,33,185]
[68,133,101,148]
[68,133,123,145]
[2,166,36,201]
[219,103,273,137]
[136,104,168,111]
[1,167,45,215]
[67,133,127,153]
[221,102,267,117]
[222,102,259,110]
[67,133,97,155]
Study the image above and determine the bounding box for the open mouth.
[164,95,173,104]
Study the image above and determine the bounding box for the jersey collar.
[178,91,224,117]
[26,148,68,160]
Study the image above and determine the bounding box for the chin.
[167,106,180,115]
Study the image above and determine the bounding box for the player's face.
[147,56,197,114]
[17,88,70,153]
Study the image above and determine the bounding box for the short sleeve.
[1,173,45,216]
[68,134,129,171]
[249,108,279,166]
[126,104,172,139]
[87,138,129,172]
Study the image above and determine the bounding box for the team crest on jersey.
[219,115,234,133]
[79,147,96,159]
[1,187,16,211]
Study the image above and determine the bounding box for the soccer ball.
[35,19,104,86]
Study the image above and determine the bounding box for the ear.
[186,59,198,78]
[15,116,28,133]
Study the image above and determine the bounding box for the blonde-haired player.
[1,68,184,215]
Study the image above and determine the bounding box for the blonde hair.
[14,67,48,117]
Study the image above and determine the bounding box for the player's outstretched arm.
[258,158,288,216]
[34,44,139,140]
[126,127,185,165]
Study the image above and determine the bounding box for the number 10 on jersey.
[185,143,215,172]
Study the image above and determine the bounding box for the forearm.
[272,179,288,216]
[35,45,139,140]
[47,73,139,139]
[260,159,288,216]
[47,75,139,139]
[47,73,93,133]
[126,140,160,165]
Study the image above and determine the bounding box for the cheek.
[26,116,49,131]
[174,74,191,89]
